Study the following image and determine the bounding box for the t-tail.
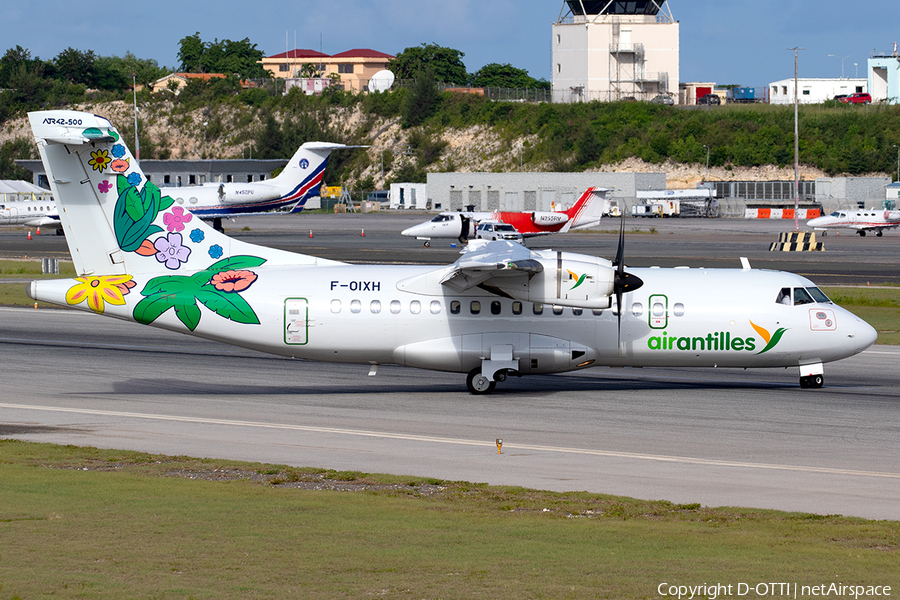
[561,187,608,232]
[270,141,347,214]
[26,110,341,329]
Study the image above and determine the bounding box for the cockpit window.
[776,287,791,305]
[806,287,831,303]
[431,214,452,222]
[793,287,814,305]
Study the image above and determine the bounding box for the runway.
[2,306,898,520]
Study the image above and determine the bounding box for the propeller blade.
[612,213,643,356]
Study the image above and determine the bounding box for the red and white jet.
[401,187,610,245]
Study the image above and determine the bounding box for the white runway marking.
[4,403,899,480]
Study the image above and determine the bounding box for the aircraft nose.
[853,316,878,351]
[401,223,428,237]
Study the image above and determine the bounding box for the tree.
[53,47,96,85]
[388,43,467,85]
[401,66,440,128]
[471,63,541,88]
[178,33,205,72]
[299,63,321,78]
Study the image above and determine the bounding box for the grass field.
[0,441,897,599]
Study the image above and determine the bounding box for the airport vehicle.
[156,141,349,231]
[401,187,608,245]
[697,94,721,106]
[0,198,61,231]
[807,205,900,236]
[474,221,523,242]
[841,93,871,105]
[727,87,757,104]
[650,94,674,105]
[27,110,877,393]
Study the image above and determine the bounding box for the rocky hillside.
[0,100,860,189]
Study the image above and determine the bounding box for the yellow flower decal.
[65,275,135,314]
[88,149,111,172]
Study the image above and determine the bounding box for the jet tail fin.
[561,187,608,232]
[28,110,330,277]
[271,142,350,213]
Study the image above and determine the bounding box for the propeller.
[612,213,643,355]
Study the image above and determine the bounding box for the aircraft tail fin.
[561,187,607,232]
[271,142,348,213]
[28,110,326,277]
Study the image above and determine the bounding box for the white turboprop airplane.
[807,206,900,237]
[27,110,877,393]
[401,187,608,245]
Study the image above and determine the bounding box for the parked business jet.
[807,207,900,236]
[0,198,61,232]
[27,111,877,393]
[147,141,348,231]
[401,187,608,245]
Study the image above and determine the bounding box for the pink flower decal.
[154,232,191,270]
[110,157,130,173]
[163,206,193,232]
[211,270,258,293]
[98,180,112,194]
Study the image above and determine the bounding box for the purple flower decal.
[154,232,191,270]
[163,206,193,232]
[98,180,112,194]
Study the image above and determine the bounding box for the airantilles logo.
[647,320,787,355]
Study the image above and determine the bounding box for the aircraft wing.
[440,240,542,292]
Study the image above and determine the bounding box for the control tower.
[552,0,679,103]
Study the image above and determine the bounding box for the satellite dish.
[369,70,395,93]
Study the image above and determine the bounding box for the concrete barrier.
[768,231,824,251]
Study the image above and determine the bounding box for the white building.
[552,0,680,103]
[768,78,866,105]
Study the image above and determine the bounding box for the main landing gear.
[466,368,496,395]
[799,374,824,388]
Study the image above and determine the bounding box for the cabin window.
[632,302,643,317]
[390,300,401,314]
[491,301,502,315]
[652,302,665,317]
[552,305,564,315]
[176,198,184,204]
[450,300,461,314]
[469,301,481,314]
[793,288,814,306]
[776,288,791,305]
[533,303,543,315]
[330,299,341,313]
[430,301,442,314]
[673,303,685,317]
[572,308,583,316]
[592,309,604,316]
[370,300,381,314]
[512,301,523,315]
[410,300,421,314]
[350,299,361,314]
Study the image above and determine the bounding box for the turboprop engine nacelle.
[531,212,569,227]
[494,251,616,310]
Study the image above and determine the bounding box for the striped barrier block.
[768,231,824,251]
[745,208,822,219]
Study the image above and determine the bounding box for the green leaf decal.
[757,327,787,354]
[208,255,268,271]
[174,301,202,331]
[133,294,178,325]
[195,289,260,325]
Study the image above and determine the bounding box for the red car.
[841,93,871,104]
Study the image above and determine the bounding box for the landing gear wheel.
[876,231,883,237]
[466,368,496,395]
[423,240,431,247]
[857,230,866,237]
[799,375,824,389]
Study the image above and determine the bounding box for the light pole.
[132,72,140,161]
[702,145,710,181]
[788,47,805,232]
[828,54,851,78]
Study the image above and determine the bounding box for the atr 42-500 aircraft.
[27,111,877,393]
[401,187,608,245]
[807,204,900,237]
[155,141,348,231]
